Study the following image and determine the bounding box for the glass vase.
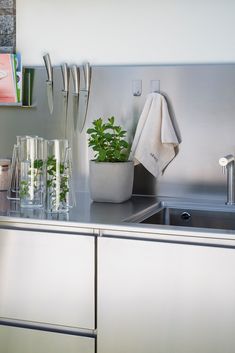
[8,135,40,201]
[45,139,73,213]
[19,136,45,208]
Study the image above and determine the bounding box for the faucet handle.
[219,154,234,167]
[222,166,226,174]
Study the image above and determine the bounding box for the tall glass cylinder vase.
[45,139,73,213]
[19,136,45,208]
[8,135,40,200]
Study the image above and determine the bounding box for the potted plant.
[87,116,134,203]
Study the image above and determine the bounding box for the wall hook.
[150,80,160,93]
[132,79,142,96]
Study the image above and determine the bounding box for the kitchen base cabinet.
[98,236,235,353]
[0,228,95,329]
[0,325,95,353]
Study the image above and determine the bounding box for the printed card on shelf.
[0,53,22,104]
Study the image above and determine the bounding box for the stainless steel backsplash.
[0,64,235,201]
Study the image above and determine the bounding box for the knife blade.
[71,65,80,130]
[43,53,53,115]
[61,63,70,138]
[78,62,91,133]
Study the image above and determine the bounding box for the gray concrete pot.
[89,160,134,203]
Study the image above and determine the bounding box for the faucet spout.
[219,154,235,205]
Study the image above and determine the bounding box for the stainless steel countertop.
[1,191,235,246]
[0,191,158,225]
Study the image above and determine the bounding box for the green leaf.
[119,130,127,137]
[99,149,106,161]
[114,150,121,159]
[33,159,43,169]
[108,116,115,125]
[87,128,96,134]
[104,133,112,141]
[120,140,129,148]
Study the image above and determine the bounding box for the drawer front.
[0,228,95,329]
[0,325,95,353]
[98,236,235,353]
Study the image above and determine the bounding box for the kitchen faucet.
[219,154,235,205]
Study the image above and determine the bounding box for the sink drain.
[180,211,191,220]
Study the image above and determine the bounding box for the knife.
[61,63,70,138]
[78,62,91,133]
[71,65,80,130]
[43,53,53,115]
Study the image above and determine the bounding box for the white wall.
[17,0,235,66]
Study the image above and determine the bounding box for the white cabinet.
[0,325,94,353]
[98,236,235,353]
[0,228,95,329]
[0,226,96,352]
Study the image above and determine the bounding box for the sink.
[140,206,235,230]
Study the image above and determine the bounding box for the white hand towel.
[130,92,180,178]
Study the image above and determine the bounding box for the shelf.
[0,102,22,106]
[0,103,35,108]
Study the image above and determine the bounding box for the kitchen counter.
[1,191,235,246]
[0,191,158,225]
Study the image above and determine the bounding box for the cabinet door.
[98,236,235,353]
[0,228,95,329]
[0,325,94,353]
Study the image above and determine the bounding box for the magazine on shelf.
[0,53,22,104]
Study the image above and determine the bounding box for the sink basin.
[140,206,235,230]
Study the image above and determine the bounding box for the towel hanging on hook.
[130,92,181,178]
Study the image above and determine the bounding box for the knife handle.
[71,65,80,94]
[43,53,53,82]
[61,63,69,92]
[83,62,91,91]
